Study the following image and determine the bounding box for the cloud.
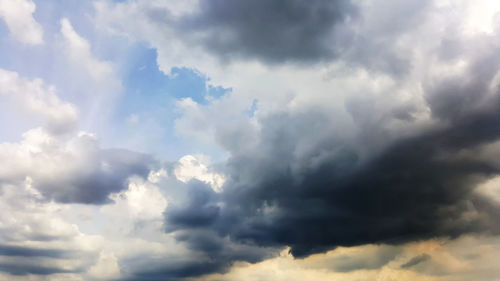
[0,245,76,259]
[159,12,500,274]
[0,264,77,276]
[401,254,431,269]
[165,107,499,258]
[3,1,500,280]
[188,236,500,281]
[0,0,43,45]
[0,178,103,278]
[0,128,156,204]
[60,18,114,83]
[101,176,167,224]
[0,69,154,204]
[95,0,356,66]
[0,68,78,135]
[327,246,401,272]
[174,154,226,192]
[90,1,500,278]
[87,252,120,280]
[177,0,357,64]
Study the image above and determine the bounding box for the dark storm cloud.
[175,0,357,64]
[39,149,155,204]
[159,34,500,279]
[213,111,499,258]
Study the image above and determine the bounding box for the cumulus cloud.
[174,154,226,192]
[102,176,167,225]
[0,128,155,204]
[0,0,43,45]
[0,68,78,135]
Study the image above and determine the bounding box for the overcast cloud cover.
[1,0,500,280]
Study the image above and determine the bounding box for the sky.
[0,0,500,280]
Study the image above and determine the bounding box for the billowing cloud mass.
[1,0,500,280]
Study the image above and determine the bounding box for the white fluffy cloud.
[0,68,78,135]
[174,154,226,192]
[0,0,43,45]
[103,176,167,222]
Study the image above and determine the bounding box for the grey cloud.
[177,0,357,64]
[215,114,498,258]
[0,263,79,276]
[120,227,275,280]
[426,52,500,123]
[0,180,101,278]
[138,0,431,73]
[0,245,82,276]
[37,148,155,204]
[333,0,432,75]
[400,254,431,269]
[165,181,221,231]
[134,180,278,280]
[0,245,76,259]
[102,0,436,75]
[0,129,157,205]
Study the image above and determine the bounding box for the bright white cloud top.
[0,0,43,45]
[0,1,500,281]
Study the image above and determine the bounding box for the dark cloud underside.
[0,245,76,258]
[177,0,356,64]
[39,149,155,204]
[0,264,79,276]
